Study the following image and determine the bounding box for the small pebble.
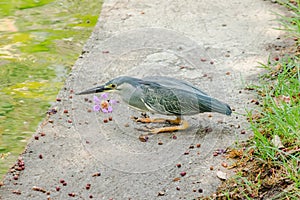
[196,143,201,148]
[210,61,214,65]
[157,191,165,196]
[241,130,246,134]
[158,141,163,145]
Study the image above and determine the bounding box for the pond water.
[0,0,103,179]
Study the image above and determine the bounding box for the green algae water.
[0,0,103,179]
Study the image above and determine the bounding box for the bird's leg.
[149,119,189,134]
[137,117,189,140]
[134,116,182,125]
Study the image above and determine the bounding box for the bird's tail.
[209,98,232,115]
[197,94,232,116]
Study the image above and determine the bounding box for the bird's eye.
[111,84,116,88]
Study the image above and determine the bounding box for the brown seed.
[241,130,246,134]
[40,132,46,136]
[221,162,228,168]
[67,119,72,123]
[108,116,113,121]
[193,189,197,192]
[176,163,181,168]
[180,171,186,177]
[59,179,65,184]
[196,143,201,148]
[213,152,218,156]
[89,195,93,198]
[13,175,18,180]
[176,186,180,190]
[48,119,54,123]
[210,166,214,170]
[56,98,61,102]
[63,110,68,113]
[68,193,76,197]
[139,135,148,142]
[158,141,163,145]
[274,57,279,61]
[62,182,67,186]
[172,135,177,139]
[92,172,101,177]
[198,188,203,193]
[226,71,231,75]
[87,109,92,112]
[200,58,207,62]
[39,154,43,159]
[102,50,110,54]
[173,177,181,182]
[103,119,108,123]
[184,151,189,155]
[86,183,91,190]
[69,95,72,99]
[210,61,214,64]
[56,186,60,191]
[189,145,194,149]
[84,98,89,102]
[34,136,39,140]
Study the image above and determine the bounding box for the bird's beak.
[76,85,108,95]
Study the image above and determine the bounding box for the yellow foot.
[134,116,182,125]
[137,120,189,142]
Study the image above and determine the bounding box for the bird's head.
[76,76,140,95]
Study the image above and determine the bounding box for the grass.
[204,1,300,199]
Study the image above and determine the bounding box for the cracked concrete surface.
[0,0,287,199]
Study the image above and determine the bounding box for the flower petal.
[101,108,108,113]
[93,96,100,104]
[101,93,108,99]
[107,106,113,113]
[93,105,101,111]
[110,99,118,105]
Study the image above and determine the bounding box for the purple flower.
[93,93,118,113]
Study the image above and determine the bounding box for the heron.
[77,76,232,135]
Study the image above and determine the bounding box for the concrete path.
[1,0,286,199]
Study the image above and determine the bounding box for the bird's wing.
[143,76,209,96]
[138,81,203,116]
